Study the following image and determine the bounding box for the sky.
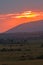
[0,0,43,33]
[0,0,43,13]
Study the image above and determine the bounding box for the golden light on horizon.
[14,11,40,18]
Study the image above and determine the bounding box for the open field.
[0,60,43,65]
[0,39,43,65]
[0,32,43,65]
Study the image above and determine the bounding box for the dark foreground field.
[0,32,43,65]
[0,39,43,65]
[0,60,43,65]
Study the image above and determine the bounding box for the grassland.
[0,39,43,65]
[0,60,43,65]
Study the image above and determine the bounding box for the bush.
[19,55,26,61]
[40,44,43,47]
[19,55,34,61]
[2,64,7,65]
[36,55,43,59]
[1,48,7,52]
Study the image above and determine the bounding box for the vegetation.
[0,37,43,65]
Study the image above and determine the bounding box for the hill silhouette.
[0,20,43,42]
[6,20,43,33]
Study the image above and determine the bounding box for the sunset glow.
[15,11,40,18]
[0,11,43,33]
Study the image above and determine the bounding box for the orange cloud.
[0,11,43,33]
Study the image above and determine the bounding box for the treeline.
[0,35,43,44]
[0,39,28,44]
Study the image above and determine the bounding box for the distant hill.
[0,20,43,40]
[6,20,43,33]
[0,20,43,39]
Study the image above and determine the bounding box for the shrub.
[36,55,43,59]
[1,48,7,52]
[2,64,7,65]
[40,44,43,47]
